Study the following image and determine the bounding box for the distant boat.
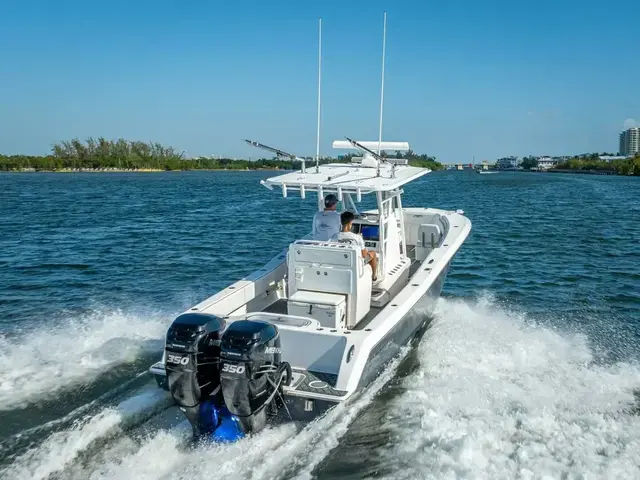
[476,169,497,174]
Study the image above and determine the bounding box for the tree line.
[518,153,640,176]
[554,153,640,176]
[0,138,444,172]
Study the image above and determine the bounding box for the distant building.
[619,127,640,156]
[495,156,519,169]
[599,155,630,162]
[537,157,557,170]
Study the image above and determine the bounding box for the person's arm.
[358,236,368,257]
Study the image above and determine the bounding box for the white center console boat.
[148,138,471,442]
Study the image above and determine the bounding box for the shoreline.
[542,168,619,175]
[475,168,623,176]
[0,168,287,173]
[2,166,630,176]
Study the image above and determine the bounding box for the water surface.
[1,170,639,479]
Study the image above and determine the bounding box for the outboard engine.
[165,312,226,437]
[220,320,292,434]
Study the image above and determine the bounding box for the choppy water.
[0,171,639,479]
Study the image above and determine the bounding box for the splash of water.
[0,308,168,410]
[1,388,173,480]
[377,295,640,479]
[9,295,637,479]
[57,348,411,480]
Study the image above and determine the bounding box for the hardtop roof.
[262,162,430,194]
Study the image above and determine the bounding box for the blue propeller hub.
[199,399,245,443]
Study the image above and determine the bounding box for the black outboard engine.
[220,320,291,434]
[165,312,226,436]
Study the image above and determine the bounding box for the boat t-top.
[148,13,471,442]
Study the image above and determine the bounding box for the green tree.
[520,156,538,170]
[0,138,447,172]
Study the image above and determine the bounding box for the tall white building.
[619,127,640,156]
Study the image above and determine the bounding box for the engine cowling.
[219,319,289,433]
[165,312,225,434]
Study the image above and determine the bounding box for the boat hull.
[279,262,449,421]
[151,263,450,425]
[357,261,448,391]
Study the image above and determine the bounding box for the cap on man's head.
[324,194,338,208]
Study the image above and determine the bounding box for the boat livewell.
[148,13,471,442]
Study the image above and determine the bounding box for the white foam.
[0,308,168,410]
[13,295,635,479]
[1,388,172,480]
[3,409,123,480]
[87,425,193,480]
[72,349,410,480]
[378,296,640,479]
[79,422,296,480]
[259,347,409,480]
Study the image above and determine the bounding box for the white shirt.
[330,231,365,250]
[312,210,341,241]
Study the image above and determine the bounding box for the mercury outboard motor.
[220,320,292,434]
[165,312,226,437]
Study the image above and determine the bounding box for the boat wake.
[1,343,410,480]
[0,308,168,411]
[0,388,174,480]
[4,295,639,479]
[82,345,407,480]
[373,294,640,479]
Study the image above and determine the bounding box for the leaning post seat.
[286,240,372,328]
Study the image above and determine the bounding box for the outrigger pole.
[376,11,387,177]
[315,17,322,174]
[243,139,307,173]
[344,137,384,163]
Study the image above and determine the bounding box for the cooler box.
[287,291,346,329]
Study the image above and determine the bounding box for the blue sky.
[1,0,638,162]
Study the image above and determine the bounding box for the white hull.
[150,207,470,416]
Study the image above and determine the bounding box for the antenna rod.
[377,11,387,156]
[315,17,322,173]
[376,11,387,178]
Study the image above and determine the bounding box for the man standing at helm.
[312,194,341,241]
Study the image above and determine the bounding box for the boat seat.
[287,240,372,328]
[370,259,410,308]
[415,224,442,261]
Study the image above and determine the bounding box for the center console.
[351,214,381,250]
